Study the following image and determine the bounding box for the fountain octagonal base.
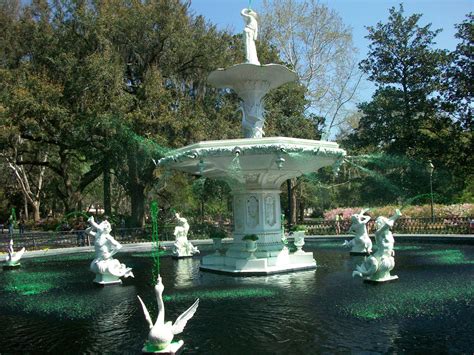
[3,263,21,270]
[363,275,399,284]
[200,250,316,276]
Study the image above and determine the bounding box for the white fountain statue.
[343,209,373,255]
[241,8,260,65]
[137,275,199,353]
[3,239,26,269]
[172,213,199,258]
[86,216,134,285]
[352,209,402,283]
[158,8,346,275]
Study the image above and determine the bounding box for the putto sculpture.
[3,239,26,270]
[86,216,134,285]
[343,209,373,255]
[137,275,199,353]
[172,213,199,258]
[353,209,402,283]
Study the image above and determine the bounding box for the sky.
[189,0,472,101]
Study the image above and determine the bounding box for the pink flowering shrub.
[323,204,473,220]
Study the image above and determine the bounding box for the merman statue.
[3,239,26,269]
[352,209,401,283]
[86,216,134,285]
[172,213,199,258]
[343,208,373,255]
[137,275,199,353]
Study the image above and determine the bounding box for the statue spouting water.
[3,239,26,269]
[172,213,199,258]
[343,208,372,255]
[353,209,401,283]
[87,216,134,285]
[137,275,199,353]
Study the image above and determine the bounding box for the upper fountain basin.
[208,63,297,91]
[158,137,345,188]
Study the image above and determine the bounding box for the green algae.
[394,245,422,251]
[418,249,474,265]
[29,253,95,263]
[163,287,278,302]
[340,277,474,320]
[1,270,74,296]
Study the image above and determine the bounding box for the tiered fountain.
[158,7,346,275]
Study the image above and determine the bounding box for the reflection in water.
[0,242,472,353]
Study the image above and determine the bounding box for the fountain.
[343,209,373,255]
[86,216,134,285]
[158,7,346,275]
[353,209,401,283]
[172,213,200,259]
[3,239,26,270]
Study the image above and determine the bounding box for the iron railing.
[0,217,471,251]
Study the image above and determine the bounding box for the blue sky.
[189,0,472,101]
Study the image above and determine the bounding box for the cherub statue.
[343,208,372,255]
[241,8,260,65]
[172,213,199,258]
[87,216,134,284]
[353,209,401,283]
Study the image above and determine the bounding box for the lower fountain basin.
[1,240,472,353]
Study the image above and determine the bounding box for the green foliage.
[290,225,306,232]
[242,234,259,241]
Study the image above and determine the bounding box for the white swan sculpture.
[4,239,26,268]
[137,275,199,353]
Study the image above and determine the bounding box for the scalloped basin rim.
[158,137,346,166]
[208,63,298,89]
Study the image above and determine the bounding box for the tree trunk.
[128,150,145,227]
[103,159,111,216]
[32,201,41,222]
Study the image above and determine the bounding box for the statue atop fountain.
[352,209,401,283]
[343,209,372,255]
[137,275,199,353]
[86,216,134,285]
[172,213,199,258]
[241,8,260,65]
[3,239,26,270]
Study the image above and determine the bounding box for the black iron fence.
[302,217,473,235]
[0,217,472,251]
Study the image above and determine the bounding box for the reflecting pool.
[0,241,473,353]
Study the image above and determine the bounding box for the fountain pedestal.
[159,138,345,275]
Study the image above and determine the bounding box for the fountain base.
[93,274,123,286]
[363,275,399,284]
[200,249,316,276]
[3,263,21,270]
[142,340,184,354]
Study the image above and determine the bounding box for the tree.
[260,0,361,136]
[344,4,470,204]
[443,13,473,130]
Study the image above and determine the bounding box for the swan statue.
[343,208,372,255]
[4,239,26,268]
[352,209,401,283]
[137,275,199,353]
